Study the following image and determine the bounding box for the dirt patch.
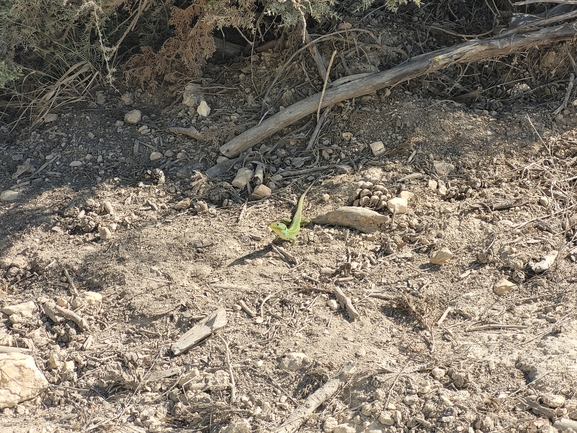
[1,6,577,433]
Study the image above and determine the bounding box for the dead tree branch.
[214,22,577,162]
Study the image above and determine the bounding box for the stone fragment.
[2,301,36,317]
[430,247,453,265]
[387,197,408,214]
[433,160,455,176]
[428,179,438,190]
[431,367,446,379]
[178,368,200,387]
[279,352,309,371]
[541,394,566,408]
[370,141,385,157]
[231,167,253,190]
[0,352,48,408]
[174,198,191,210]
[333,425,355,433]
[360,402,372,416]
[182,83,203,108]
[530,251,558,273]
[379,412,395,426]
[149,151,163,161]
[251,184,271,200]
[404,394,420,405]
[48,353,63,370]
[83,291,103,305]
[69,160,82,167]
[323,416,339,432]
[124,109,142,124]
[197,100,211,117]
[327,299,339,311]
[103,201,115,215]
[553,418,577,432]
[0,190,19,201]
[399,190,415,203]
[493,278,517,295]
[99,226,112,241]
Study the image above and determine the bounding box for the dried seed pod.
[360,188,372,198]
[369,195,380,207]
[376,199,387,210]
[362,181,374,189]
[359,196,371,206]
[373,184,386,193]
[373,190,383,197]
[353,188,362,200]
[353,199,360,207]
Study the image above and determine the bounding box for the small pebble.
[0,190,19,201]
[404,394,420,405]
[430,247,453,265]
[541,394,566,408]
[232,167,253,190]
[538,196,549,207]
[378,412,394,426]
[149,152,163,161]
[99,226,112,241]
[69,160,82,167]
[323,416,338,433]
[370,141,385,157]
[431,367,446,379]
[174,198,191,210]
[493,278,517,295]
[197,100,211,117]
[387,197,408,214]
[251,184,271,200]
[124,109,142,124]
[327,299,339,311]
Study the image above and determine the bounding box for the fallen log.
[215,21,577,161]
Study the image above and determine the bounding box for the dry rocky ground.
[1,7,577,433]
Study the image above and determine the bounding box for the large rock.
[0,352,48,408]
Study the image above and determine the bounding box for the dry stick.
[514,0,577,5]
[274,362,356,433]
[317,50,337,122]
[466,323,529,332]
[216,22,577,160]
[334,287,360,321]
[53,304,89,332]
[305,29,328,81]
[238,300,256,318]
[553,72,575,115]
[306,106,331,151]
[217,334,237,403]
[31,154,60,178]
[63,268,80,296]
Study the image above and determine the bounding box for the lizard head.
[269,222,291,240]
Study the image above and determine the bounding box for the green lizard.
[269,183,314,243]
